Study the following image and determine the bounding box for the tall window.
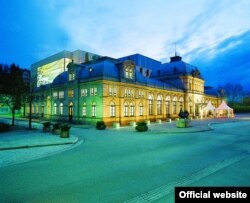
[157,95,163,115]
[69,71,75,81]
[110,102,115,117]
[90,88,94,96]
[139,103,143,116]
[166,96,170,115]
[59,103,63,115]
[124,103,128,117]
[92,103,96,117]
[54,103,57,115]
[179,97,184,111]
[82,103,86,117]
[94,87,97,96]
[173,96,177,114]
[53,92,58,99]
[148,94,153,115]
[130,103,135,116]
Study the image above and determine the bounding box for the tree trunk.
[29,98,32,129]
[12,108,15,126]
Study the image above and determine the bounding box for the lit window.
[139,103,143,116]
[157,95,163,115]
[69,71,75,81]
[92,103,96,117]
[130,103,135,116]
[110,102,115,117]
[173,96,177,114]
[125,89,128,97]
[114,88,117,96]
[125,67,133,79]
[148,94,153,115]
[59,91,64,99]
[90,88,94,96]
[94,87,97,96]
[68,90,74,97]
[124,103,128,117]
[54,103,57,115]
[109,87,112,96]
[81,88,87,97]
[59,103,63,115]
[53,92,58,98]
[82,103,86,117]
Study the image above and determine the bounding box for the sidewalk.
[0,127,78,151]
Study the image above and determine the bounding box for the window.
[53,92,58,98]
[179,97,184,110]
[68,90,74,98]
[110,102,115,117]
[138,90,144,98]
[114,88,117,96]
[157,95,163,115]
[166,96,170,115]
[59,103,63,115]
[139,103,143,116]
[54,103,57,115]
[130,103,135,116]
[92,103,96,117]
[148,94,153,115]
[81,88,88,97]
[125,67,133,79]
[90,87,97,96]
[59,91,64,99]
[82,103,86,117]
[124,103,128,117]
[173,96,177,114]
[109,86,117,96]
[109,87,112,96]
[125,89,128,97]
[69,71,75,81]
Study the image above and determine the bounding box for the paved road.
[0,120,250,203]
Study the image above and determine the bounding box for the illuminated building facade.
[30,50,222,126]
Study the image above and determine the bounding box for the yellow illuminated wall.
[37,58,72,87]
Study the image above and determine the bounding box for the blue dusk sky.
[0,0,250,90]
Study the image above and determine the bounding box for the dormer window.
[69,70,75,81]
[125,67,133,79]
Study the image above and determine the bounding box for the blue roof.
[204,86,219,97]
[52,71,68,86]
[119,54,161,70]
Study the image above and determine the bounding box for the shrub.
[0,123,10,132]
[61,124,71,131]
[53,122,61,130]
[135,121,148,132]
[96,121,106,130]
[43,122,51,128]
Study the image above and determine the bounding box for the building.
[29,50,222,126]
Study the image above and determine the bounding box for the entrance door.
[69,102,73,121]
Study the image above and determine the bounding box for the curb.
[0,136,78,151]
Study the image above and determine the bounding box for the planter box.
[130,121,136,127]
[112,122,120,129]
[156,119,162,124]
[145,120,150,125]
[43,127,51,132]
[176,119,191,128]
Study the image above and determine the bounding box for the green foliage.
[135,121,148,132]
[231,104,250,113]
[96,121,106,130]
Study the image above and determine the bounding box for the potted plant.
[43,122,51,132]
[135,121,148,132]
[96,121,106,130]
[52,122,61,135]
[60,124,71,138]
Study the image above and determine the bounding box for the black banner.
[175,187,250,203]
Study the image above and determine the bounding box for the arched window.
[59,103,63,115]
[179,97,184,111]
[139,103,143,116]
[157,95,163,115]
[82,103,86,117]
[92,102,96,117]
[165,96,170,115]
[124,103,128,117]
[173,96,177,114]
[130,103,135,116]
[110,102,115,117]
[54,103,57,115]
[148,94,153,115]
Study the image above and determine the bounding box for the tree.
[0,63,26,126]
[218,83,244,104]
